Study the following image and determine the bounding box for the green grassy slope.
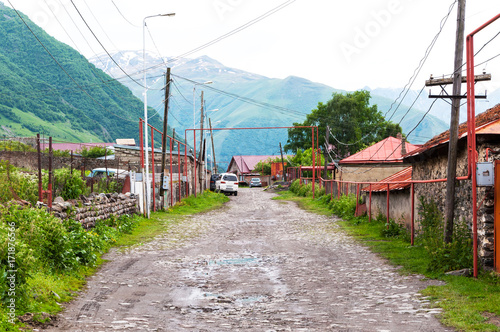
[0,3,163,143]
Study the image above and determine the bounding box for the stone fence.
[49,192,139,229]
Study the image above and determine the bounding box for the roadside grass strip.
[0,190,228,331]
[277,188,500,332]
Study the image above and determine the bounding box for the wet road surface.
[49,188,451,331]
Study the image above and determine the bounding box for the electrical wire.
[110,0,139,28]
[7,0,138,125]
[384,0,456,122]
[69,0,146,89]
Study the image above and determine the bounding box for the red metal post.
[299,166,302,185]
[170,137,173,207]
[386,183,390,229]
[178,141,181,203]
[312,127,315,199]
[369,184,372,222]
[48,137,52,208]
[37,134,42,202]
[411,182,415,246]
[466,13,500,278]
[355,183,360,216]
[151,128,156,212]
[194,130,197,197]
[330,181,333,201]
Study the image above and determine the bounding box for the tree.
[284,90,403,158]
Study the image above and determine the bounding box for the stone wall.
[411,138,494,267]
[50,193,138,229]
[0,150,121,172]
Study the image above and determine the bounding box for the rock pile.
[49,193,139,228]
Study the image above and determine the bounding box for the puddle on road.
[207,257,259,265]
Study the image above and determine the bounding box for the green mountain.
[0,3,163,143]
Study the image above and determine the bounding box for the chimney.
[400,133,407,155]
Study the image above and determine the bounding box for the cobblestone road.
[49,188,452,331]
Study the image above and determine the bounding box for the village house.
[338,134,419,183]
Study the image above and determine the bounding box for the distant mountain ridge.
[90,51,449,165]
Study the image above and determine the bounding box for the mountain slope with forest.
[0,3,163,143]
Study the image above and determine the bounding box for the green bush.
[298,183,313,197]
[49,168,88,200]
[417,196,473,272]
[0,161,38,205]
[290,179,301,194]
[330,194,357,219]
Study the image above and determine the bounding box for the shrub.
[417,196,473,272]
[0,161,38,205]
[49,168,88,200]
[330,194,357,219]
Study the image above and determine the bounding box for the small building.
[227,155,282,183]
[337,134,419,192]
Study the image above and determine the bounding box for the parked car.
[209,174,219,191]
[87,168,128,179]
[216,173,239,196]
[249,178,262,188]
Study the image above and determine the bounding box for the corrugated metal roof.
[228,155,282,173]
[404,103,500,159]
[362,167,412,192]
[339,137,420,164]
[40,142,115,152]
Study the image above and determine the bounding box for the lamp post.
[203,110,218,180]
[143,12,175,218]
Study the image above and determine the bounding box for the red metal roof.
[40,142,115,153]
[228,155,281,173]
[339,137,420,164]
[405,103,500,158]
[362,167,412,192]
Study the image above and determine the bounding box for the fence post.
[369,184,372,222]
[411,182,415,246]
[37,134,42,202]
[386,183,390,229]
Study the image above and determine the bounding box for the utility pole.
[199,91,204,190]
[425,0,490,243]
[209,118,217,174]
[160,68,171,198]
[444,0,466,243]
[279,142,287,182]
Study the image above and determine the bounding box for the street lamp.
[143,12,175,218]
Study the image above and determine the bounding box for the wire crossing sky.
[5,0,500,93]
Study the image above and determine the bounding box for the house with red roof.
[402,103,500,269]
[337,133,420,186]
[227,155,283,183]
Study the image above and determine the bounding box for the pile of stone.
[50,192,139,228]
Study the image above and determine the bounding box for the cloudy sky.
[5,0,500,92]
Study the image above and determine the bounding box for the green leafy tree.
[284,90,403,158]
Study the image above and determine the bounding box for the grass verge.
[276,190,500,332]
[2,190,228,331]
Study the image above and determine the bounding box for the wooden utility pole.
[199,91,204,190]
[160,68,171,197]
[279,142,287,182]
[444,0,466,243]
[209,118,217,174]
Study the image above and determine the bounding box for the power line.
[384,0,456,122]
[69,0,146,89]
[110,0,139,28]
[7,0,137,126]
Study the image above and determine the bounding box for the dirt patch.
[483,312,500,327]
